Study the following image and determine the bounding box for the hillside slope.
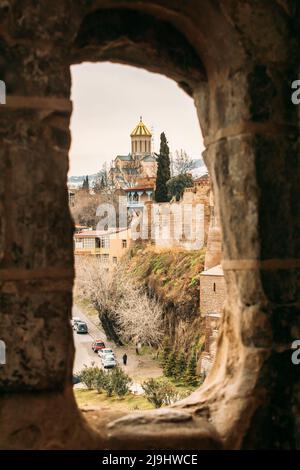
[126,245,206,351]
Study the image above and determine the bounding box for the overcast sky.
[69,62,204,176]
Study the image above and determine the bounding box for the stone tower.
[130,116,152,157]
[204,191,222,270]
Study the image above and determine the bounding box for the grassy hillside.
[126,245,206,350]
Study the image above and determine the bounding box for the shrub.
[102,371,114,397]
[142,378,186,408]
[111,367,132,397]
[77,366,98,389]
[77,365,133,398]
[93,368,108,393]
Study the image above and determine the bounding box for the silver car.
[101,355,116,369]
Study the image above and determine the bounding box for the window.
[75,239,83,249]
[99,236,110,248]
[113,256,117,264]
[122,239,127,248]
[83,238,95,248]
[101,254,109,264]
[213,282,216,292]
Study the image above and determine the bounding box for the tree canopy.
[154,132,171,202]
[167,173,194,201]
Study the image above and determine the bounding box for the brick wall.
[200,274,226,316]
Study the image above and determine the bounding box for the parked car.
[71,317,81,328]
[101,355,116,369]
[92,340,105,352]
[72,374,81,385]
[76,321,88,334]
[98,348,114,359]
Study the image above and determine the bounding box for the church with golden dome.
[110,117,157,188]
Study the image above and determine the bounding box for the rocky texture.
[0,0,299,450]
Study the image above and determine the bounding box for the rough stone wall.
[0,0,299,451]
[143,199,206,250]
[182,181,211,243]
[200,275,226,317]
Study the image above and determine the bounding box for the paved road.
[72,304,162,393]
[72,304,114,373]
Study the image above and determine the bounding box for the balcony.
[127,200,144,208]
[74,247,104,255]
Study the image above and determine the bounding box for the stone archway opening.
[65,7,245,448]
[1,2,299,451]
[69,59,213,414]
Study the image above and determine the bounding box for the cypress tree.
[154,132,171,202]
[185,355,198,386]
[82,175,89,191]
[160,337,171,367]
[164,350,178,378]
[176,351,187,380]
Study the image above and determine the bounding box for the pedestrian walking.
[122,353,127,366]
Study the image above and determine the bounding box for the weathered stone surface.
[0,288,73,390]
[0,0,299,451]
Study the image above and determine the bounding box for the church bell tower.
[130,116,152,157]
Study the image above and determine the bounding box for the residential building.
[74,227,131,266]
[125,179,155,211]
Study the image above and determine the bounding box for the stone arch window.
[213,282,216,293]
[1,2,298,451]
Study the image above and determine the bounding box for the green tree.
[93,368,107,393]
[176,351,187,380]
[111,367,132,397]
[154,132,171,202]
[102,371,114,397]
[185,355,199,386]
[167,174,194,201]
[164,350,178,378]
[82,175,89,191]
[142,378,188,408]
[77,365,98,389]
[160,337,171,367]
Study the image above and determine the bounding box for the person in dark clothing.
[122,353,128,366]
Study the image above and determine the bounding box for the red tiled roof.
[124,185,155,191]
[75,227,128,238]
[193,174,210,183]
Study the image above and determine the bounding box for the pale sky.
[69,62,204,176]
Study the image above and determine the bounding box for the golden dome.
[130,116,152,137]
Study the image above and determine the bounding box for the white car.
[101,355,116,369]
[97,348,115,359]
